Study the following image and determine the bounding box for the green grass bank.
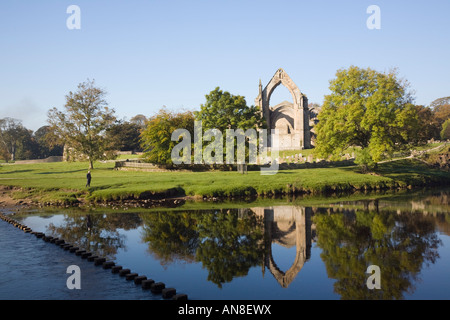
[0,158,449,207]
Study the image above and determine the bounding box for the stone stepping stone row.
[0,212,188,300]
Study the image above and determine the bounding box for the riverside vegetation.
[0,146,449,208]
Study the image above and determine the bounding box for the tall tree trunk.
[89,159,94,169]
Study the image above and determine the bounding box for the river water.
[1,187,449,300]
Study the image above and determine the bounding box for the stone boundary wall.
[14,156,63,165]
[114,159,355,172]
[116,151,144,155]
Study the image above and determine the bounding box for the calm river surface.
[1,188,449,300]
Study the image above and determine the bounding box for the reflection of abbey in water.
[252,206,315,288]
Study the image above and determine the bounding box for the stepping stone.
[141,279,155,289]
[81,252,92,259]
[94,257,106,266]
[102,261,115,269]
[134,276,147,284]
[119,269,131,277]
[125,273,138,281]
[150,282,165,294]
[162,288,176,299]
[173,294,188,300]
[111,266,123,274]
[75,250,86,256]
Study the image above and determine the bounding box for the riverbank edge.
[1,167,449,211]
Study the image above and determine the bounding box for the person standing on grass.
[86,170,91,187]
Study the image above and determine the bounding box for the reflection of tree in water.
[140,209,265,288]
[196,209,265,288]
[313,209,442,300]
[140,211,200,264]
[46,212,142,260]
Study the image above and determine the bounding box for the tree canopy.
[441,119,450,140]
[429,96,450,112]
[314,66,419,166]
[195,87,265,132]
[47,79,117,169]
[33,125,64,158]
[194,87,265,164]
[129,114,147,128]
[0,117,23,161]
[140,108,195,165]
[106,120,142,152]
[0,117,41,161]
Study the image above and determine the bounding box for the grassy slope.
[0,158,449,204]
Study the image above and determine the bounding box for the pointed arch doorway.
[255,68,311,150]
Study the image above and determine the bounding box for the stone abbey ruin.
[255,68,317,151]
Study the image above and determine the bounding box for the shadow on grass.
[376,160,444,175]
[272,171,295,174]
[0,169,34,174]
[341,159,450,182]
[37,169,87,175]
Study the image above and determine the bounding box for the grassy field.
[0,157,449,206]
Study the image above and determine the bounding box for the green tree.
[47,79,117,169]
[429,96,450,115]
[430,97,450,139]
[106,121,142,152]
[441,119,450,140]
[0,117,22,161]
[194,87,265,164]
[435,104,450,124]
[129,114,147,128]
[140,108,195,165]
[14,127,40,160]
[195,87,265,132]
[33,125,64,158]
[0,117,40,161]
[412,105,441,142]
[353,148,376,173]
[314,66,418,168]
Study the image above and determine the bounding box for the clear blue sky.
[1,0,449,131]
